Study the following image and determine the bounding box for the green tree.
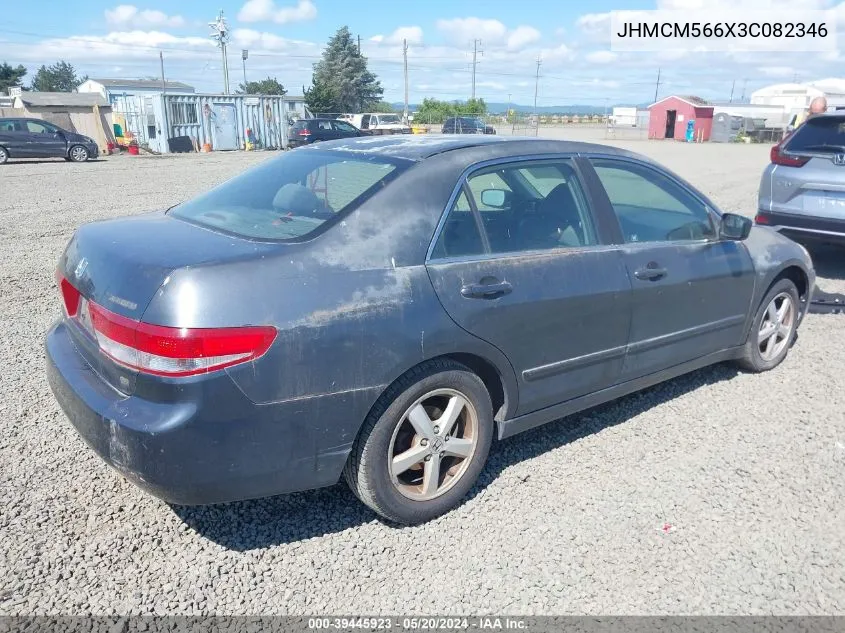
[0,62,27,94]
[413,97,487,124]
[306,26,383,113]
[237,77,286,95]
[30,61,87,92]
[303,81,337,114]
[459,97,487,115]
[369,101,395,113]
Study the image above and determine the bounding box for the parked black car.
[0,117,99,164]
[289,118,362,147]
[442,116,496,135]
[47,136,814,525]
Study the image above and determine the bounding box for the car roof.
[304,134,640,161]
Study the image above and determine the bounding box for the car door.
[332,120,360,138]
[585,156,756,380]
[426,157,632,416]
[0,119,32,157]
[25,120,67,157]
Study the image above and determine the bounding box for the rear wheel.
[344,359,494,524]
[68,145,89,162]
[0,146,8,164]
[737,278,800,372]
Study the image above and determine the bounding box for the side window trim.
[583,154,720,246]
[427,153,606,262]
[461,180,491,254]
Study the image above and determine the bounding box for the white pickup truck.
[341,113,411,135]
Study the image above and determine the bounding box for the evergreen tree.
[305,26,383,113]
[0,62,27,94]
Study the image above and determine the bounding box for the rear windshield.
[169,150,407,240]
[786,115,845,153]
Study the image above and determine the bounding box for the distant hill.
[391,101,650,115]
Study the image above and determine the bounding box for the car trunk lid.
[57,211,280,395]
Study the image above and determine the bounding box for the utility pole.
[358,35,361,55]
[653,67,661,103]
[403,38,409,124]
[159,51,166,93]
[533,56,542,116]
[506,93,512,121]
[741,78,748,102]
[242,49,248,89]
[729,79,735,103]
[471,39,483,100]
[209,10,231,94]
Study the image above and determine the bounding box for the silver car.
[758,112,845,245]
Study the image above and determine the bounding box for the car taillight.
[298,129,311,136]
[754,213,770,225]
[57,275,276,377]
[770,143,809,167]
[57,272,81,317]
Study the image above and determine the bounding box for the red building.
[648,95,714,141]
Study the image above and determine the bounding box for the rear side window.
[170,151,408,240]
[785,116,845,153]
[431,192,484,259]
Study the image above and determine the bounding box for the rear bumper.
[45,320,373,505]
[755,210,845,245]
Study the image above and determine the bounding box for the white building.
[78,78,196,103]
[750,80,845,116]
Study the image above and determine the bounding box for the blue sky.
[2,0,844,105]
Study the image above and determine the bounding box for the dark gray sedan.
[46,136,815,524]
[0,117,99,163]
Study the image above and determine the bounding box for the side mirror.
[480,189,507,208]
[719,212,752,240]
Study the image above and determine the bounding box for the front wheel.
[68,145,89,162]
[737,278,800,372]
[0,146,8,164]
[344,359,494,525]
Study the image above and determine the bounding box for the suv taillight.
[298,128,311,136]
[57,275,276,377]
[771,143,809,167]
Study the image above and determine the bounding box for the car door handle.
[633,266,668,281]
[461,280,513,298]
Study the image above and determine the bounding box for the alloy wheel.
[387,388,478,501]
[758,292,795,361]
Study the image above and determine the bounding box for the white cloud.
[373,26,423,46]
[436,17,542,52]
[237,0,317,24]
[576,12,611,36]
[541,42,574,61]
[232,28,318,52]
[507,26,541,51]
[586,50,617,64]
[436,17,508,45]
[758,66,796,77]
[105,5,185,28]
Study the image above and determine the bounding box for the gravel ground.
[1,135,844,616]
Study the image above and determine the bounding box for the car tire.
[344,358,494,525]
[736,278,800,373]
[0,146,8,164]
[68,145,89,162]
